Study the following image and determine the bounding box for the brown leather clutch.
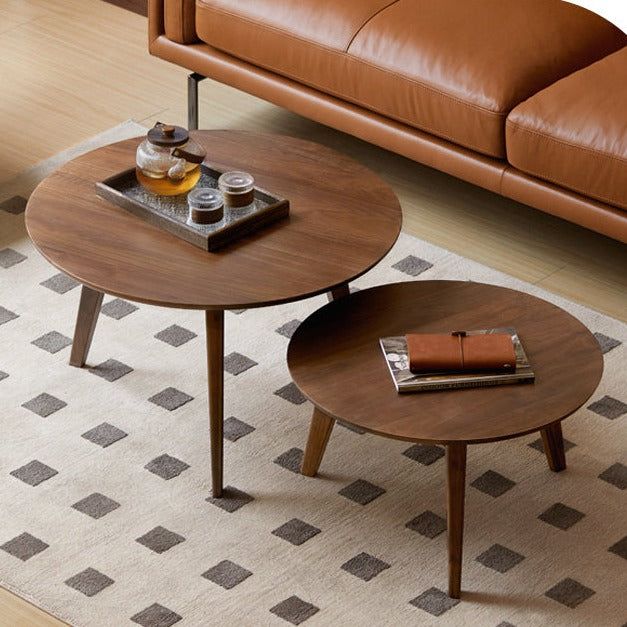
[406,331,517,374]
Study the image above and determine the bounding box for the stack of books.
[379,327,534,393]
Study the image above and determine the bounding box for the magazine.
[379,328,535,393]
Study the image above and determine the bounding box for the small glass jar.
[187,188,224,225]
[218,171,255,208]
[136,122,206,196]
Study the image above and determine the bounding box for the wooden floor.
[0,0,625,624]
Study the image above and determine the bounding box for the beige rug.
[0,123,625,627]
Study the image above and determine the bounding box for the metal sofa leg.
[188,73,206,130]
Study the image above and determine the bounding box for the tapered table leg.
[69,285,104,367]
[540,421,566,472]
[301,408,335,477]
[328,282,350,302]
[206,309,224,497]
[447,442,467,599]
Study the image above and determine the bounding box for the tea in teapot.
[136,122,206,195]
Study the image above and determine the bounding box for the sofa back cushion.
[195,0,626,158]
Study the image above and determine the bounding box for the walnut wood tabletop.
[287,280,603,598]
[25,130,402,497]
[26,131,401,309]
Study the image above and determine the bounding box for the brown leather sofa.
[148,0,627,242]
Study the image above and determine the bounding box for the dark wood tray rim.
[95,163,290,251]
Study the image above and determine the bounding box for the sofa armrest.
[149,0,198,45]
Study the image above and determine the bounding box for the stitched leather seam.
[196,3,508,117]
[507,120,627,165]
[510,156,625,208]
[345,0,400,52]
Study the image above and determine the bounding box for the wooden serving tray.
[96,164,289,251]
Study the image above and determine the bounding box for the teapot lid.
[147,122,189,147]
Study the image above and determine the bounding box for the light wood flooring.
[0,0,625,624]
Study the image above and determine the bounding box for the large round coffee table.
[25,130,402,497]
[287,281,603,599]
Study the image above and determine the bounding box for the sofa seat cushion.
[195,0,625,158]
[506,47,627,211]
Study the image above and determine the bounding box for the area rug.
[0,123,625,627]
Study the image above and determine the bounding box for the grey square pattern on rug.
[274,382,307,405]
[0,247,27,269]
[593,332,621,355]
[272,519,321,546]
[276,319,301,339]
[223,416,255,442]
[136,526,185,554]
[101,298,138,320]
[144,454,190,480]
[410,587,459,616]
[341,552,391,581]
[587,395,627,420]
[10,460,58,486]
[598,463,627,490]
[89,359,133,382]
[72,493,120,519]
[470,470,516,497]
[65,568,114,597]
[270,596,319,625]
[274,447,304,473]
[608,536,627,560]
[131,604,182,627]
[40,272,79,294]
[0,306,18,325]
[392,255,434,277]
[148,387,193,411]
[405,511,447,538]
[402,444,444,465]
[22,392,67,417]
[81,422,127,448]
[202,560,252,589]
[31,331,72,354]
[0,195,27,215]
[1,533,49,561]
[544,578,595,608]
[538,502,585,530]
[476,544,525,573]
[338,480,386,505]
[206,486,254,513]
[154,324,196,347]
[224,351,258,376]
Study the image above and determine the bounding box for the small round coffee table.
[287,281,603,599]
[25,130,402,497]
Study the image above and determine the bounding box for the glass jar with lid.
[218,171,255,207]
[187,188,224,225]
[136,122,206,196]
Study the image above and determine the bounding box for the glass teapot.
[136,122,206,196]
